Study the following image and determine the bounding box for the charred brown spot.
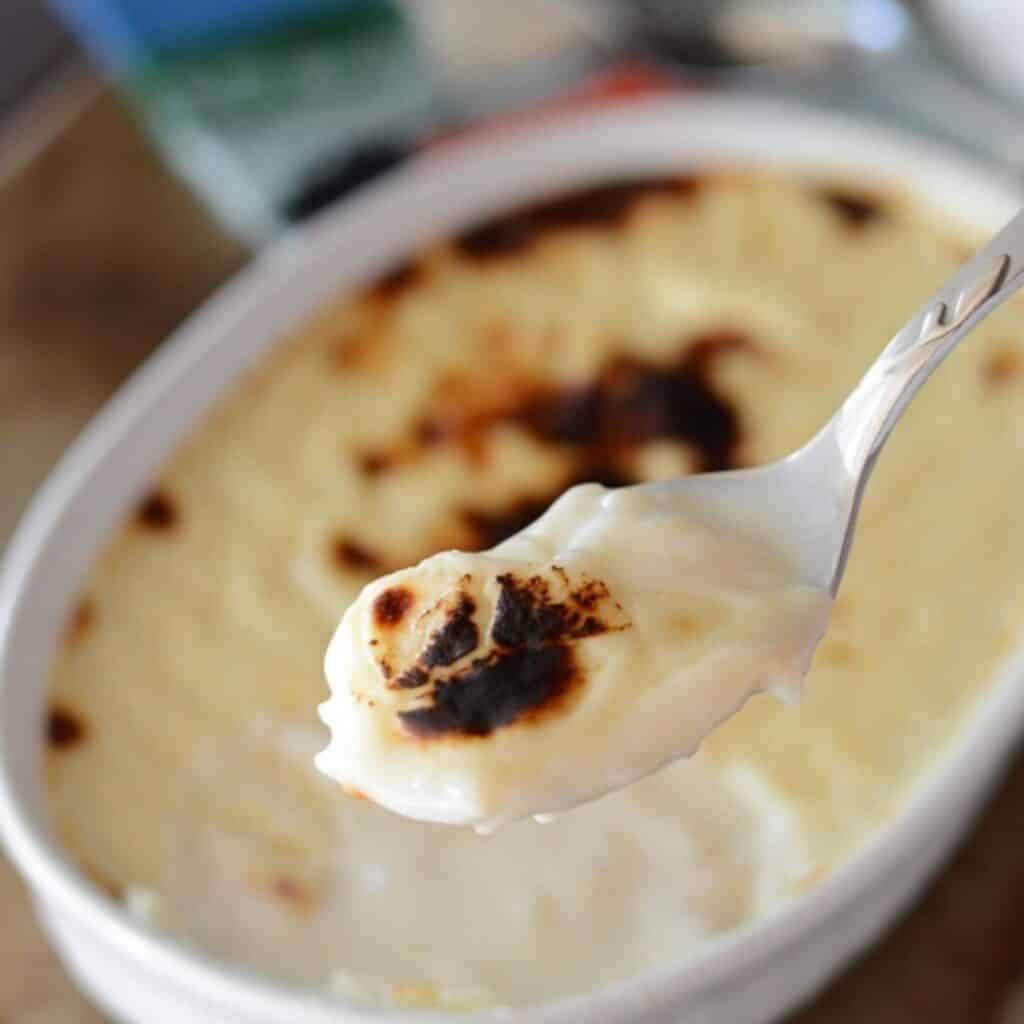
[362,330,746,501]
[985,349,1022,386]
[358,451,393,477]
[492,573,613,647]
[400,646,574,738]
[492,576,564,648]
[571,578,607,611]
[817,187,885,228]
[414,418,445,447]
[452,335,745,549]
[373,587,414,628]
[456,177,701,259]
[83,863,123,901]
[392,593,480,688]
[672,176,702,199]
[330,535,381,573]
[575,616,605,637]
[364,259,422,301]
[47,704,86,749]
[330,332,370,370]
[269,875,314,913]
[511,333,744,466]
[397,572,624,739]
[65,598,95,645]
[394,665,428,689]
[136,489,178,531]
[522,331,747,473]
[420,594,479,668]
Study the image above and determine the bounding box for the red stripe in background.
[421,62,687,153]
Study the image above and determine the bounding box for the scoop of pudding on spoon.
[317,208,1024,831]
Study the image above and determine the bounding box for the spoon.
[318,209,1024,829]
[635,208,1024,599]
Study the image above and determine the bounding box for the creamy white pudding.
[319,482,831,828]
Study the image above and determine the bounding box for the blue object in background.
[48,0,382,66]
[46,0,431,243]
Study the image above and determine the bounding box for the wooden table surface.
[2,93,1024,1024]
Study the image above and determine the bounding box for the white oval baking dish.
[1,95,1023,1024]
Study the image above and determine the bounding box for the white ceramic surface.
[2,96,1023,1024]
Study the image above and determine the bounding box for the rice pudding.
[45,173,1024,1009]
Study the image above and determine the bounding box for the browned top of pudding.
[43,171,1024,1009]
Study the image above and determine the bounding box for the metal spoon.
[623,208,1024,599]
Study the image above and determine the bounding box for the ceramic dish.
[1,96,1023,1024]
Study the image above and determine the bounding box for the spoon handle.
[834,208,1024,478]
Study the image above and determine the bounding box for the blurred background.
[2,1,1024,1020]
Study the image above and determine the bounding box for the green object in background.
[51,0,436,244]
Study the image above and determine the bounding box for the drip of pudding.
[318,482,831,828]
